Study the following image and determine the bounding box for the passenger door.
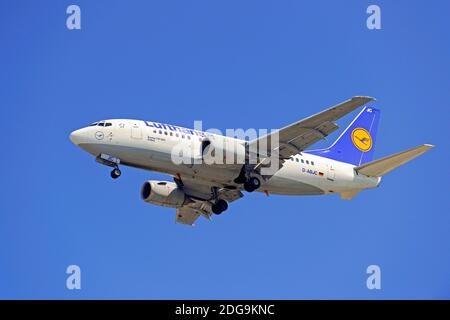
[327,164,335,181]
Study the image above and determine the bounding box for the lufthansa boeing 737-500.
[70,97,434,225]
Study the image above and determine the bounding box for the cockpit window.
[89,121,112,127]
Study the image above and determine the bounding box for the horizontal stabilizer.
[355,144,434,177]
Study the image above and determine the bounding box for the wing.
[176,206,202,225]
[249,96,375,174]
[175,177,244,226]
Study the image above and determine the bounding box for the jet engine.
[201,136,246,165]
[140,180,186,208]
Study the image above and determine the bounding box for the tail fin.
[309,106,380,165]
[355,144,434,177]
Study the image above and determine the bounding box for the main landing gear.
[210,187,228,215]
[212,199,228,215]
[243,177,261,193]
[234,165,262,193]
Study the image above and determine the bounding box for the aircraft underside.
[78,142,326,197]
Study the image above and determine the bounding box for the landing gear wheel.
[110,168,121,179]
[212,199,228,215]
[244,177,260,192]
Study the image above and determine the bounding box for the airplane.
[69,96,434,225]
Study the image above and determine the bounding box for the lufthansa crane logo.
[95,131,104,140]
[351,128,372,152]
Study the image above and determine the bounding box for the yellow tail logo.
[351,128,372,152]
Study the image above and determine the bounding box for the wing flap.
[277,121,339,158]
[176,207,201,225]
[218,188,244,202]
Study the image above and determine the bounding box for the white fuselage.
[70,119,380,197]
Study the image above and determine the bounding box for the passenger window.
[311,161,314,166]
[170,132,173,136]
[164,131,168,135]
[296,158,299,162]
[306,160,310,165]
[176,133,179,138]
[182,135,185,139]
[159,130,162,134]
[187,136,191,140]
[153,130,156,133]
[301,159,304,164]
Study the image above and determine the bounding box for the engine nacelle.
[201,136,246,165]
[141,180,186,208]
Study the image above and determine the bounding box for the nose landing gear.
[96,154,122,179]
[110,167,122,179]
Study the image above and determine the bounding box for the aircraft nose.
[69,129,85,145]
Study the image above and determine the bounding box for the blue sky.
[0,0,449,299]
